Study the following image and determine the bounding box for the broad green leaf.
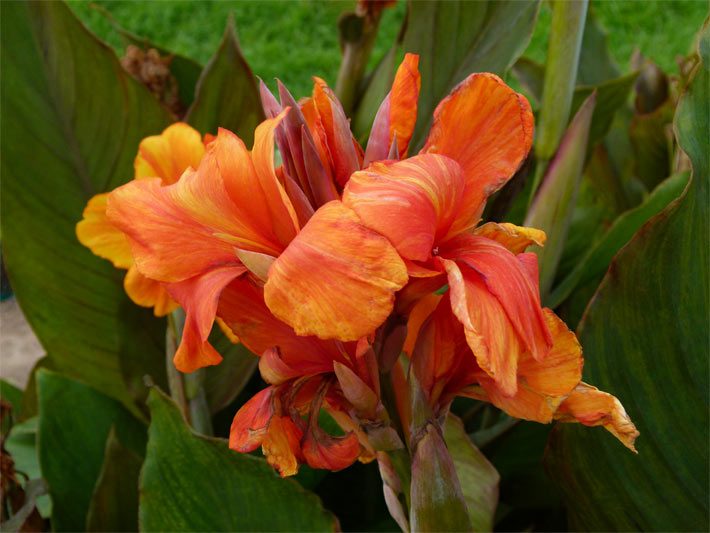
[0,1,170,414]
[4,417,51,518]
[525,93,596,297]
[548,171,690,308]
[630,99,675,191]
[403,0,541,148]
[512,57,544,104]
[576,7,620,85]
[571,71,639,149]
[535,0,588,161]
[0,379,22,411]
[203,327,258,414]
[444,415,499,532]
[37,370,146,531]
[139,388,337,531]
[546,23,709,530]
[85,429,143,532]
[185,16,263,142]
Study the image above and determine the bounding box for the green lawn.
[70,0,707,98]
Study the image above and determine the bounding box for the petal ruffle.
[123,265,178,317]
[423,73,534,234]
[134,122,205,184]
[364,53,421,164]
[343,154,464,262]
[473,222,546,254]
[466,309,583,422]
[264,201,408,341]
[76,193,133,270]
[555,382,639,452]
[108,122,295,283]
[167,266,247,373]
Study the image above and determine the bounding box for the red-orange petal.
[423,73,534,234]
[218,276,348,374]
[76,193,133,270]
[123,265,178,317]
[555,382,639,452]
[229,387,274,452]
[302,425,361,472]
[134,122,205,184]
[263,415,305,477]
[264,201,408,341]
[168,266,246,373]
[343,154,464,262]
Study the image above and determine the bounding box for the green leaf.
[630,99,675,191]
[37,370,146,531]
[444,415,499,532]
[548,171,690,308]
[4,417,51,518]
[185,16,263,142]
[85,428,143,532]
[571,71,639,149]
[576,8,620,85]
[0,1,171,415]
[545,22,709,530]
[203,327,258,414]
[512,57,544,104]
[535,0,588,161]
[525,93,597,297]
[0,379,22,413]
[403,0,541,148]
[139,387,337,531]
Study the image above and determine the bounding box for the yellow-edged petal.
[134,122,205,184]
[76,193,133,269]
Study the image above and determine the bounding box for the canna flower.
[77,123,205,316]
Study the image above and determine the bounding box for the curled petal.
[259,347,306,385]
[365,53,421,164]
[343,154,464,262]
[265,201,408,341]
[76,193,133,269]
[218,276,347,374]
[262,416,305,477]
[474,222,546,254]
[302,424,361,472]
[555,382,639,452]
[134,122,205,184]
[168,266,246,373]
[423,73,534,233]
[467,309,583,422]
[333,361,379,418]
[443,235,552,362]
[123,265,178,317]
[229,387,274,452]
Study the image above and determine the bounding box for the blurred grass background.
[69,0,707,97]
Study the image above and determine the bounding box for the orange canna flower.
[100,51,637,478]
[77,122,205,316]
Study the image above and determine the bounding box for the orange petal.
[411,294,477,407]
[442,258,524,397]
[134,122,205,184]
[76,193,133,269]
[343,154,464,261]
[229,387,274,452]
[555,382,639,452]
[473,222,546,254]
[423,73,534,234]
[218,276,349,374]
[123,265,178,317]
[108,122,295,283]
[467,308,583,422]
[262,415,305,477]
[443,235,552,362]
[402,292,442,357]
[264,201,408,341]
[312,79,363,187]
[364,53,421,163]
[168,266,247,373]
[215,317,239,343]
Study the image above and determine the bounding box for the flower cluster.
[78,54,638,477]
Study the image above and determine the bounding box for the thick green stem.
[335,12,382,115]
[165,309,213,435]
